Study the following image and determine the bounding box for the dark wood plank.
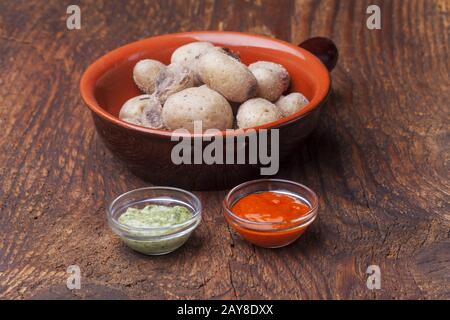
[0,0,449,299]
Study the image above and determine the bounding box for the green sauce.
[118,204,194,255]
[119,205,192,228]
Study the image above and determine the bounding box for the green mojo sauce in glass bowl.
[107,187,202,255]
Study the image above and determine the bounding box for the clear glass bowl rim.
[223,178,319,230]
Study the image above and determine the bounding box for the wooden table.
[0,0,449,300]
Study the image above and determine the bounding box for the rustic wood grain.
[0,0,449,299]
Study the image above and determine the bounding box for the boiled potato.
[171,42,215,84]
[133,59,166,94]
[236,98,283,129]
[249,61,290,102]
[162,86,233,132]
[154,63,195,103]
[275,92,309,117]
[119,94,163,129]
[197,50,257,103]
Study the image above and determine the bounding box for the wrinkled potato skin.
[162,86,233,132]
[155,63,195,103]
[236,98,283,129]
[249,61,290,102]
[275,92,309,117]
[119,94,163,128]
[141,98,164,129]
[133,59,166,94]
[171,42,215,84]
[198,50,257,103]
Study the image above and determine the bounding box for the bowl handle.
[299,37,338,72]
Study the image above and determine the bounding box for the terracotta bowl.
[80,32,338,190]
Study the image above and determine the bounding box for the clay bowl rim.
[80,31,331,139]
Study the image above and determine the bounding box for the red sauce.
[228,191,312,248]
[232,191,310,225]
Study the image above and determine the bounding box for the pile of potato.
[119,42,310,132]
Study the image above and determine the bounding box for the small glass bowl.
[107,187,202,255]
[223,179,318,248]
